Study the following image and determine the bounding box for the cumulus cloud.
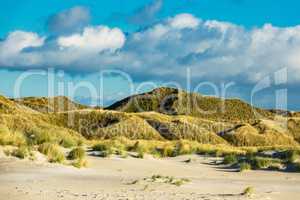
[1,13,300,84]
[57,26,126,52]
[0,31,44,66]
[47,6,90,34]
[169,13,200,29]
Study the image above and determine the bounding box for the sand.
[1,153,300,200]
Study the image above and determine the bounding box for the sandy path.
[0,154,300,200]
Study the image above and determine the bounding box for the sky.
[0,0,300,110]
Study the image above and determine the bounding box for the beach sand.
[1,153,300,200]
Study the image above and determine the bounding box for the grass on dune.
[38,143,65,163]
[0,125,27,147]
[68,147,88,168]
[68,147,85,160]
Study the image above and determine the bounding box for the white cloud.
[1,13,300,84]
[0,31,44,66]
[57,26,125,52]
[169,13,200,29]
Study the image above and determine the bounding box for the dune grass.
[0,125,26,147]
[11,146,30,159]
[68,147,85,160]
[239,162,252,172]
[223,154,238,165]
[241,186,254,196]
[38,143,65,163]
[72,158,88,168]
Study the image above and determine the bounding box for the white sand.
[1,154,300,200]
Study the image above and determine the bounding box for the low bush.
[60,136,77,148]
[92,143,111,151]
[241,186,254,196]
[249,157,281,170]
[0,125,26,147]
[137,148,145,159]
[38,143,65,163]
[223,154,238,165]
[12,146,29,159]
[239,162,251,172]
[68,147,85,160]
[72,158,88,168]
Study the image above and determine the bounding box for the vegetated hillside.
[51,110,229,144]
[0,95,85,148]
[1,90,300,147]
[106,87,274,122]
[12,96,88,113]
[0,95,25,114]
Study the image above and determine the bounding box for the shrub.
[12,146,29,159]
[223,154,238,165]
[60,136,77,148]
[173,140,196,156]
[72,158,88,168]
[240,162,251,172]
[115,149,128,158]
[38,143,65,163]
[137,148,145,159]
[68,147,85,160]
[92,143,111,151]
[0,126,26,147]
[162,145,176,157]
[250,157,281,170]
[26,128,56,145]
[241,187,254,196]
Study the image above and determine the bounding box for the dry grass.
[68,147,85,160]
[38,143,65,163]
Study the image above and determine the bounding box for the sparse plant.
[223,154,238,165]
[241,186,254,196]
[12,146,29,159]
[68,147,85,160]
[239,162,251,172]
[72,158,88,168]
[60,136,77,148]
[147,174,190,186]
[92,143,111,151]
[137,148,145,159]
[38,143,65,163]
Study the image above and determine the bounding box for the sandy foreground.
[0,152,300,200]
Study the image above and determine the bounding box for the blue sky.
[1,0,300,37]
[0,0,300,110]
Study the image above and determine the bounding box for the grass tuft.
[239,162,251,172]
[38,143,65,163]
[223,154,238,165]
[241,186,254,196]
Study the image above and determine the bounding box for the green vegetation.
[9,146,30,159]
[145,174,190,186]
[0,125,26,147]
[68,147,85,160]
[239,162,252,172]
[38,143,65,163]
[107,87,273,122]
[13,96,88,113]
[223,154,238,165]
[1,88,300,172]
[92,143,111,151]
[72,158,88,168]
[241,186,254,196]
